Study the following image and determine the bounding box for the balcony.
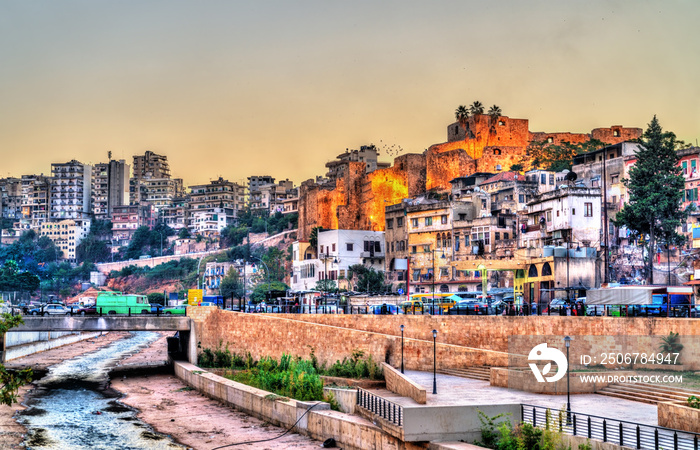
[360,251,385,259]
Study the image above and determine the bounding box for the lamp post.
[432,329,438,394]
[400,324,405,374]
[564,335,571,423]
[431,249,446,314]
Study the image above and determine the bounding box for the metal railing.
[522,403,700,450]
[356,388,403,427]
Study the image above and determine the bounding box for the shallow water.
[17,332,184,449]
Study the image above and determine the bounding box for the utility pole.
[602,147,609,284]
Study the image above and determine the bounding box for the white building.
[522,186,602,248]
[50,160,92,220]
[290,229,385,292]
[191,208,230,235]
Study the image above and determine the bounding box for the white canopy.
[586,286,666,305]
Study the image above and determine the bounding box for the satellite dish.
[565,172,578,182]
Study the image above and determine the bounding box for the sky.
[1,1,699,186]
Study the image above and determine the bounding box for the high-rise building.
[19,174,52,230]
[132,151,170,180]
[50,161,92,220]
[92,159,130,220]
[188,177,245,233]
[40,218,91,262]
[0,177,23,225]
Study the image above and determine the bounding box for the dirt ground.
[1,331,321,450]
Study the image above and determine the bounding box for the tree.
[314,279,337,294]
[220,269,245,300]
[177,228,191,239]
[347,264,388,293]
[76,235,110,263]
[0,314,32,405]
[520,139,604,172]
[250,280,290,303]
[455,105,469,127]
[615,116,687,284]
[469,101,484,116]
[487,104,502,117]
[308,227,324,253]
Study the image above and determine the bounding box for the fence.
[522,403,700,450]
[357,387,403,427]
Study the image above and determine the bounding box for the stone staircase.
[437,366,491,381]
[597,382,700,405]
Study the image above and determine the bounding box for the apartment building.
[91,159,130,220]
[40,219,91,261]
[188,177,245,233]
[111,205,154,246]
[0,178,22,225]
[250,179,295,215]
[50,160,92,220]
[18,175,51,230]
[133,150,170,180]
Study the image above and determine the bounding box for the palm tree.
[455,105,469,126]
[488,105,502,117]
[487,104,503,136]
[469,101,484,116]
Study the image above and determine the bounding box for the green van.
[96,291,151,315]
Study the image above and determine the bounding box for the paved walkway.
[372,370,658,426]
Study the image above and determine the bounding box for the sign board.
[188,289,204,306]
[394,258,408,270]
[397,288,404,295]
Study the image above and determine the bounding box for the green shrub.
[688,395,700,409]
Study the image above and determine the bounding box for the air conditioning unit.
[496,164,502,171]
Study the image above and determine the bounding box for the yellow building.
[40,219,91,262]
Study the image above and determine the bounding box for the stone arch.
[541,262,552,276]
[528,264,538,278]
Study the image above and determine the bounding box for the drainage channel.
[16,331,185,449]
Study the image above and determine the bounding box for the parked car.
[150,304,165,314]
[544,299,569,315]
[75,305,98,316]
[449,299,489,315]
[41,304,70,316]
[163,305,187,315]
[370,304,398,315]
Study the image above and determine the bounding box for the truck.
[586,286,693,317]
[95,291,151,315]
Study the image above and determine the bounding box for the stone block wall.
[383,362,426,404]
[188,309,510,372]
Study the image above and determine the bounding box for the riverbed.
[1,332,321,449]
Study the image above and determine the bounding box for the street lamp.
[400,324,405,374]
[564,335,571,422]
[431,249,446,314]
[432,329,438,394]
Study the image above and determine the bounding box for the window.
[549,174,554,185]
[425,217,433,226]
[611,174,619,184]
[332,243,336,252]
[556,210,559,217]
[397,217,404,227]
[458,213,466,221]
[441,215,447,224]
[519,194,525,203]
[584,202,593,217]
[494,149,501,155]
[411,218,418,227]
[547,137,553,143]
[572,208,575,215]
[495,232,500,241]
[411,245,417,254]
[546,211,551,222]
[540,174,546,185]
[613,130,620,137]
[423,245,430,253]
[346,243,354,251]
[612,195,617,205]
[391,242,394,252]
[504,233,509,240]
[386,218,394,229]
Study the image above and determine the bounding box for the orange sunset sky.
[1,1,699,186]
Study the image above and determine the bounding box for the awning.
[587,286,666,305]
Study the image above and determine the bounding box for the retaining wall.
[187,308,513,372]
[383,362,426,404]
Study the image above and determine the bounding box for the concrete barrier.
[172,361,407,450]
[383,362,426,404]
[2,331,104,362]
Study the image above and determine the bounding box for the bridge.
[12,316,191,332]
